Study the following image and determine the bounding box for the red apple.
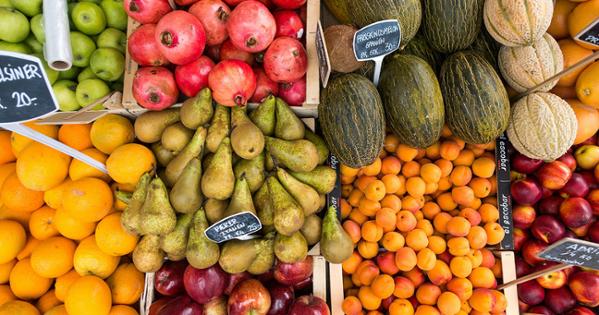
[267,284,294,315]
[536,269,568,289]
[274,256,313,286]
[255,270,274,284]
[175,56,215,97]
[376,251,399,275]
[514,227,529,252]
[515,256,531,277]
[531,215,566,244]
[519,300,530,313]
[511,178,543,205]
[149,298,171,315]
[588,221,599,242]
[158,295,204,315]
[560,173,590,198]
[155,260,187,296]
[513,153,544,174]
[518,280,545,305]
[570,220,594,237]
[289,295,330,315]
[559,197,593,228]
[580,171,598,189]
[569,271,599,307]
[228,279,272,315]
[558,153,577,171]
[204,297,227,315]
[587,189,599,215]
[527,305,556,315]
[522,239,548,265]
[542,186,553,198]
[184,264,228,304]
[513,205,536,229]
[224,272,251,295]
[544,286,577,314]
[293,277,312,291]
[567,306,596,315]
[539,195,564,215]
[538,161,573,190]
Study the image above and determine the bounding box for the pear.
[168,253,186,262]
[321,206,353,263]
[318,194,326,212]
[231,122,265,160]
[265,150,275,171]
[254,183,274,226]
[161,122,194,153]
[275,98,305,140]
[114,190,131,204]
[201,137,235,200]
[234,153,265,193]
[289,166,337,194]
[180,88,214,129]
[267,176,304,236]
[274,231,308,263]
[165,127,207,186]
[169,158,203,214]
[206,105,230,153]
[202,152,214,171]
[248,233,275,275]
[231,106,252,130]
[223,175,256,218]
[277,168,320,216]
[186,209,220,269]
[300,214,322,246]
[151,142,175,167]
[249,95,276,135]
[134,108,180,143]
[121,172,151,235]
[139,177,177,235]
[133,235,165,272]
[265,137,319,172]
[218,239,258,274]
[161,212,193,257]
[205,198,228,224]
[304,128,330,165]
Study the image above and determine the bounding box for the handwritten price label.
[353,20,401,86]
[575,18,599,49]
[204,211,262,243]
[538,238,599,270]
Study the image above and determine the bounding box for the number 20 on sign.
[353,20,401,86]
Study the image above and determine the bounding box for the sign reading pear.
[205,212,262,243]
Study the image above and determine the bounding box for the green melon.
[398,34,444,73]
[422,0,484,53]
[469,28,501,69]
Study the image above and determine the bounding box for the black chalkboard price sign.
[575,18,599,49]
[0,51,58,124]
[353,19,401,85]
[495,134,514,250]
[204,211,262,244]
[538,238,599,270]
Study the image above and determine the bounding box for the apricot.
[472,157,495,178]
[394,247,417,272]
[396,211,417,232]
[342,251,363,274]
[491,260,502,278]
[426,143,441,159]
[432,212,452,234]
[437,292,461,315]
[447,278,473,301]
[478,204,499,223]
[450,256,473,278]
[389,298,414,315]
[447,237,471,256]
[397,144,418,162]
[393,276,415,299]
[381,194,402,213]
[469,267,497,289]
[381,156,402,175]
[469,177,492,198]
[479,249,495,268]
[437,192,457,211]
[382,175,401,194]
[416,283,441,305]
[438,177,452,191]
[450,166,472,186]
[402,161,421,178]
[490,290,507,313]
[440,141,461,161]
[342,296,362,315]
[420,163,442,183]
[406,229,428,251]
[376,251,399,276]
[358,197,381,217]
[467,250,483,268]
[363,158,382,176]
[435,159,453,177]
[416,219,434,237]
[416,248,437,271]
[371,274,395,299]
[459,208,482,226]
[446,217,471,237]
[362,221,383,243]
[364,180,386,201]
[403,268,425,287]
[427,260,452,286]
[358,286,382,311]
[355,260,379,286]
[358,240,379,259]
[484,222,505,245]
[401,195,422,212]
[468,288,495,313]
[382,232,405,252]
[415,305,441,315]
[467,226,488,250]
[427,235,446,255]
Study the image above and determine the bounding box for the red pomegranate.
[273,10,304,38]
[175,0,200,5]
[128,24,170,66]
[224,0,273,7]
[278,76,305,106]
[175,56,215,98]
[208,60,256,106]
[220,39,254,65]
[155,10,207,65]
[133,67,179,111]
[124,0,172,24]
[271,0,305,9]
[206,45,221,62]
[189,0,231,46]
[264,37,307,82]
[250,68,278,103]
[226,1,276,53]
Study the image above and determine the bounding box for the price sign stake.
[353,20,401,86]
[205,211,262,243]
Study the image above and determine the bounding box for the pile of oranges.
[340,128,507,315]
[0,115,155,315]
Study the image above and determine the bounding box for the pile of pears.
[121,88,352,275]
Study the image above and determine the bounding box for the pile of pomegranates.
[510,132,599,314]
[125,0,309,110]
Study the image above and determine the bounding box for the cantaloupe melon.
[484,0,554,47]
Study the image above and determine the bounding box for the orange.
[0,220,26,264]
[437,292,461,315]
[16,142,71,191]
[0,300,39,315]
[577,61,599,107]
[63,177,113,223]
[55,270,81,302]
[16,237,40,261]
[54,208,96,241]
[65,276,112,315]
[552,85,578,99]
[107,143,156,185]
[0,172,44,212]
[29,206,59,241]
[36,290,61,313]
[0,260,15,284]
[109,305,139,315]
[0,132,15,165]
[73,236,120,279]
[548,0,577,39]
[58,124,92,151]
[10,122,59,157]
[90,114,134,154]
[558,39,594,87]
[568,99,599,144]
[0,163,16,199]
[9,259,52,300]
[568,0,599,49]
[106,263,144,305]
[30,236,76,278]
[43,179,71,210]
[95,213,138,256]
[69,148,110,182]
[0,284,15,306]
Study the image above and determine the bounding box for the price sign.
[495,134,513,250]
[204,211,262,244]
[353,20,401,85]
[315,20,331,88]
[575,18,599,49]
[539,238,599,270]
[0,51,58,123]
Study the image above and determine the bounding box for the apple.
[518,280,545,305]
[513,205,536,229]
[558,153,577,171]
[579,171,598,190]
[10,0,41,16]
[539,195,563,215]
[158,295,204,315]
[376,251,400,275]
[155,260,187,296]
[274,256,313,286]
[511,178,543,205]
[570,220,594,237]
[531,215,566,244]
[512,153,544,174]
[0,7,29,43]
[90,47,125,81]
[57,66,80,81]
[0,41,30,53]
[25,33,42,53]
[204,297,227,315]
[75,78,110,108]
[522,239,548,265]
[267,284,294,315]
[32,53,59,84]
[513,227,529,252]
[184,264,227,304]
[544,286,577,313]
[175,56,215,97]
[515,256,531,277]
[519,300,530,313]
[100,0,128,31]
[228,279,271,315]
[71,2,107,36]
[29,14,44,43]
[569,271,599,307]
[78,67,98,81]
[560,173,590,198]
[149,298,171,315]
[538,161,573,190]
[224,272,251,295]
[70,31,97,67]
[588,221,599,242]
[0,0,11,8]
[567,306,596,315]
[293,276,312,291]
[255,270,274,284]
[575,145,599,170]
[527,305,556,315]
[536,269,567,289]
[559,197,593,228]
[124,0,172,24]
[96,28,126,53]
[289,295,330,315]
[53,80,80,112]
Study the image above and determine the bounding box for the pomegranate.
[175,56,215,97]
[128,24,170,66]
[264,37,307,82]
[220,39,254,65]
[189,0,231,46]
[279,76,305,106]
[155,10,207,65]
[272,0,305,9]
[124,0,172,24]
[251,68,278,102]
[133,67,179,111]
[226,1,276,52]
[175,0,200,5]
[224,0,273,7]
[208,60,256,106]
[206,45,221,62]
[273,10,304,38]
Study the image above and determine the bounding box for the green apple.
[78,67,98,81]
[100,0,127,31]
[0,8,29,43]
[30,14,44,42]
[53,80,80,111]
[67,3,76,29]
[96,28,126,53]
[9,0,41,17]
[24,33,42,53]
[58,66,81,80]
[76,78,110,108]
[71,2,106,35]
[0,0,12,8]
[89,47,124,81]
[70,31,96,67]
[80,0,102,3]
[0,40,31,53]
[575,145,599,170]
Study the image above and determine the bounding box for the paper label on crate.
[0,51,58,124]
[575,18,599,49]
[326,154,342,217]
[316,20,331,88]
[538,238,599,270]
[495,134,514,250]
[205,211,262,243]
[353,20,401,86]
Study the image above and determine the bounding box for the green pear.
[265,150,275,171]
[231,121,265,160]
[266,137,319,173]
[277,168,320,216]
[151,142,175,167]
[186,209,220,269]
[234,152,265,193]
[289,166,337,194]
[249,95,276,136]
[205,198,228,224]
[304,129,330,165]
[170,158,203,214]
[180,88,214,129]
[161,122,194,153]
[206,105,230,153]
[231,105,252,130]
[133,235,164,272]
[275,98,304,140]
[321,206,353,263]
[134,109,180,143]
[254,183,274,227]
[301,214,322,246]
[164,127,207,186]
[201,137,235,200]
[161,212,193,257]
[139,177,177,235]
[267,176,304,236]
[247,233,275,275]
[223,175,255,218]
[274,231,308,263]
[120,172,151,235]
[218,239,258,274]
